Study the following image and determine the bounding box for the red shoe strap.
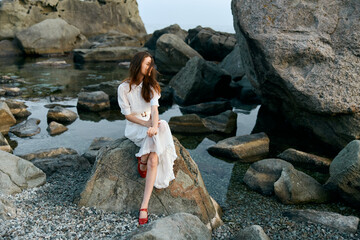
[139,208,148,212]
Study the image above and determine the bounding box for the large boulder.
[88,30,143,48]
[155,33,202,75]
[82,137,114,164]
[73,46,147,63]
[0,133,12,153]
[145,24,188,50]
[16,18,87,55]
[232,0,360,150]
[325,140,360,206]
[47,106,77,124]
[219,44,245,81]
[78,137,223,229]
[124,213,211,240]
[0,150,46,195]
[2,99,31,119]
[180,100,232,116]
[185,26,236,61]
[0,0,146,40]
[169,56,231,105]
[0,102,16,135]
[77,91,110,112]
[81,80,122,108]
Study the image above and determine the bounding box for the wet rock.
[78,137,223,229]
[0,196,17,220]
[185,26,236,61]
[180,100,232,116]
[82,137,113,164]
[82,80,122,108]
[44,103,76,109]
[19,147,78,161]
[0,0,146,40]
[159,85,173,106]
[73,47,147,63]
[155,33,202,74]
[47,121,68,136]
[325,140,360,206]
[16,18,87,55]
[169,114,211,134]
[274,167,330,204]
[47,106,77,124]
[88,30,142,48]
[207,132,269,162]
[0,102,16,135]
[2,99,31,119]
[77,91,110,112]
[283,209,359,233]
[125,213,211,240]
[231,225,270,240]
[0,40,22,57]
[9,118,41,137]
[145,24,188,50]
[2,86,21,96]
[203,110,237,134]
[0,150,46,195]
[0,88,5,96]
[0,133,12,153]
[19,147,90,176]
[232,0,360,150]
[278,148,331,173]
[35,59,70,67]
[243,158,293,195]
[169,56,231,105]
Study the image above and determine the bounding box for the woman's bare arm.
[125,113,152,128]
[147,105,159,137]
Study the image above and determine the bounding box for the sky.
[137,0,235,34]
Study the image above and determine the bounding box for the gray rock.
[186,26,236,61]
[0,133,12,153]
[73,46,148,63]
[82,80,122,107]
[145,24,188,50]
[155,33,202,74]
[232,0,360,150]
[243,158,293,195]
[47,106,77,124]
[82,137,113,164]
[2,99,31,119]
[0,102,16,134]
[180,100,232,116]
[78,137,223,229]
[203,110,237,134]
[0,40,22,57]
[3,86,21,96]
[0,150,46,195]
[325,140,360,206]
[19,147,78,161]
[169,114,211,134]
[283,209,359,233]
[10,118,41,137]
[77,91,110,112]
[0,0,146,40]
[88,30,142,48]
[16,18,87,55]
[0,88,5,96]
[0,196,16,220]
[169,56,231,105]
[274,167,330,204]
[207,132,269,162]
[158,85,173,106]
[124,213,211,240]
[231,225,270,240]
[278,148,331,173]
[219,44,245,81]
[47,121,68,136]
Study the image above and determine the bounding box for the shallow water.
[1,56,259,207]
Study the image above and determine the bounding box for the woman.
[117,52,177,225]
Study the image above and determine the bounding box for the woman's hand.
[147,126,158,137]
[144,118,152,128]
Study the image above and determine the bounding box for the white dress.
[117,81,177,189]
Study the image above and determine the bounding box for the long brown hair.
[127,52,161,102]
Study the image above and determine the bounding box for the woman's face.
[140,56,152,77]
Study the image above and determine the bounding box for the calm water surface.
[1,56,259,207]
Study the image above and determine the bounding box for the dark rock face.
[185,26,236,61]
[169,56,231,105]
[144,24,188,50]
[232,0,360,150]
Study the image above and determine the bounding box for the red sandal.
[139,208,148,225]
[137,157,147,178]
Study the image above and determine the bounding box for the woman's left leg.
[139,152,158,219]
